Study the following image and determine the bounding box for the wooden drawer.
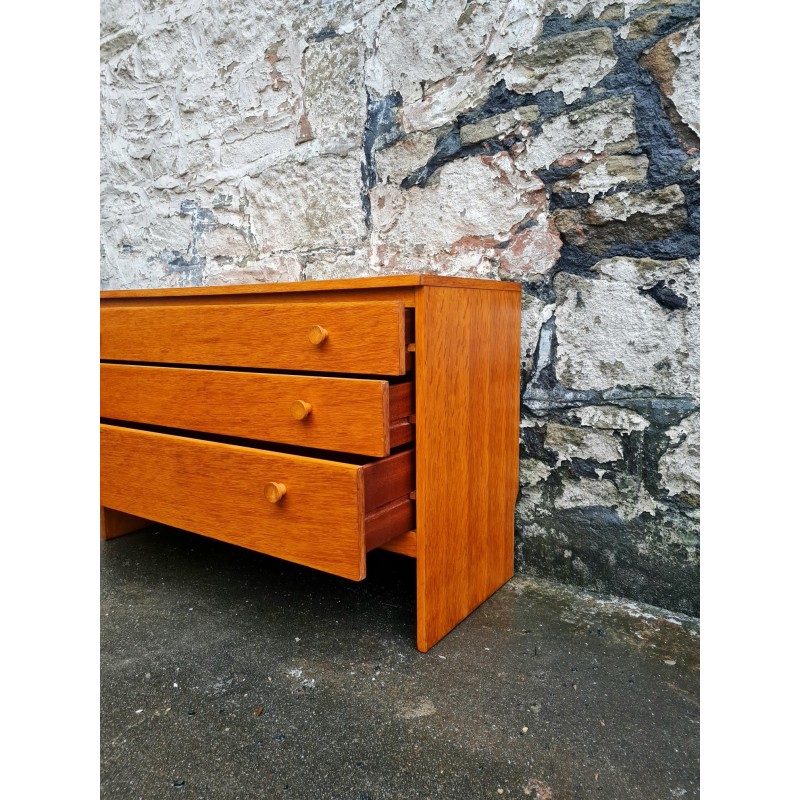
[100,424,415,581]
[101,301,409,375]
[100,364,413,457]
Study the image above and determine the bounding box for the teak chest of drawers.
[100,275,521,651]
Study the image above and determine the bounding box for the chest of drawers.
[100,275,521,651]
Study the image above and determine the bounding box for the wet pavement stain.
[102,527,699,799]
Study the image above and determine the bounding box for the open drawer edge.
[101,362,415,457]
[100,424,415,581]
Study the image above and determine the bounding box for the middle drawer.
[100,363,413,458]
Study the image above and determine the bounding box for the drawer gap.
[101,418,414,466]
[101,359,415,382]
[404,309,415,371]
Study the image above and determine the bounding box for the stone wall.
[100,0,700,614]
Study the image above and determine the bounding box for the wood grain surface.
[362,448,414,511]
[378,529,417,558]
[98,275,520,652]
[100,274,520,300]
[365,499,416,552]
[414,284,521,652]
[100,287,419,309]
[101,424,415,581]
[101,301,408,375]
[101,363,413,457]
[100,507,152,540]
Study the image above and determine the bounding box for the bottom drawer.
[100,424,414,581]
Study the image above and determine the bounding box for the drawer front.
[101,364,413,457]
[101,301,408,376]
[100,424,414,580]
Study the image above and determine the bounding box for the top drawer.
[100,301,409,376]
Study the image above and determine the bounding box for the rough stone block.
[201,254,303,286]
[398,63,498,133]
[554,271,698,395]
[374,133,438,185]
[196,226,252,260]
[502,27,618,104]
[659,411,700,502]
[593,254,690,285]
[545,423,623,465]
[555,477,621,510]
[486,0,543,59]
[100,247,167,292]
[100,0,136,37]
[516,96,639,172]
[622,9,671,39]
[246,153,367,251]
[552,154,649,201]
[571,405,650,432]
[520,292,556,375]
[640,21,700,150]
[302,32,366,153]
[146,215,194,255]
[303,250,372,281]
[553,185,687,255]
[365,0,506,103]
[371,152,548,273]
[460,105,540,146]
[219,124,297,169]
[498,214,563,280]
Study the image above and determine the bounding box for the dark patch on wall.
[517,376,699,615]
[541,2,699,41]
[399,85,570,190]
[592,227,699,262]
[165,252,205,272]
[364,92,403,159]
[567,458,610,479]
[520,424,558,468]
[522,279,557,305]
[605,54,691,189]
[640,280,688,310]
[545,243,598,277]
[359,160,372,229]
[549,189,590,210]
[519,505,699,615]
[166,199,216,285]
[401,128,462,188]
[308,28,338,42]
[523,383,698,424]
[460,83,559,126]
[362,91,404,226]
[681,175,700,234]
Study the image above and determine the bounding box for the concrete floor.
[101,527,699,800]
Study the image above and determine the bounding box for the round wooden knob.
[308,324,328,345]
[291,400,312,420]
[264,482,286,503]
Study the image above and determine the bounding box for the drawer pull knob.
[265,482,287,503]
[291,400,312,420]
[308,324,328,345]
